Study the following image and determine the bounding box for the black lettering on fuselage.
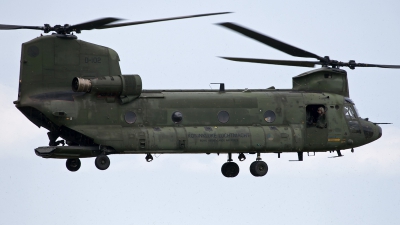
[84,57,102,63]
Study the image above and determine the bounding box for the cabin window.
[217,111,229,123]
[124,111,137,124]
[264,110,276,123]
[171,111,183,123]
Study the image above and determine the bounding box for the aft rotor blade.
[0,24,43,30]
[218,22,325,61]
[70,17,123,31]
[98,12,232,29]
[220,57,320,68]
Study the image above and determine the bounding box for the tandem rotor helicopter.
[1,12,398,178]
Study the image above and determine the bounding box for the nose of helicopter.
[368,123,382,143]
[359,120,382,145]
[374,124,382,140]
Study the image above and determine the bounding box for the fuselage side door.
[305,104,329,151]
[325,104,347,150]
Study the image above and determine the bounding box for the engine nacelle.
[72,75,142,103]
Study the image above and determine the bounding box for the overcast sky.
[1,0,400,224]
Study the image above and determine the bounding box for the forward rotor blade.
[70,17,123,31]
[221,57,320,68]
[97,12,231,29]
[218,23,325,61]
[347,62,400,69]
[0,24,43,30]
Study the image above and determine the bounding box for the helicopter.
[2,14,398,178]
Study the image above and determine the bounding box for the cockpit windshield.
[344,97,360,117]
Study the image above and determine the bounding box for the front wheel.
[95,155,110,170]
[250,161,268,177]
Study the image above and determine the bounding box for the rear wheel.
[95,155,110,170]
[66,158,81,172]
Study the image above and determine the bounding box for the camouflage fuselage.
[15,35,381,158]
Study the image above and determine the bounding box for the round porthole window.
[264,110,276,123]
[217,111,229,123]
[124,111,137,124]
[172,111,183,123]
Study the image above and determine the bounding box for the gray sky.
[1,0,400,224]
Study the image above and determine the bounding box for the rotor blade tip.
[216,22,231,27]
[218,22,238,28]
[212,12,233,15]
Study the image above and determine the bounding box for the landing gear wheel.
[66,158,81,172]
[250,161,268,177]
[95,155,110,170]
[221,162,240,178]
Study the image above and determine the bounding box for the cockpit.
[343,98,362,134]
[343,97,376,140]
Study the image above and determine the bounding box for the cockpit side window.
[344,97,361,117]
[343,104,361,134]
[343,105,357,120]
